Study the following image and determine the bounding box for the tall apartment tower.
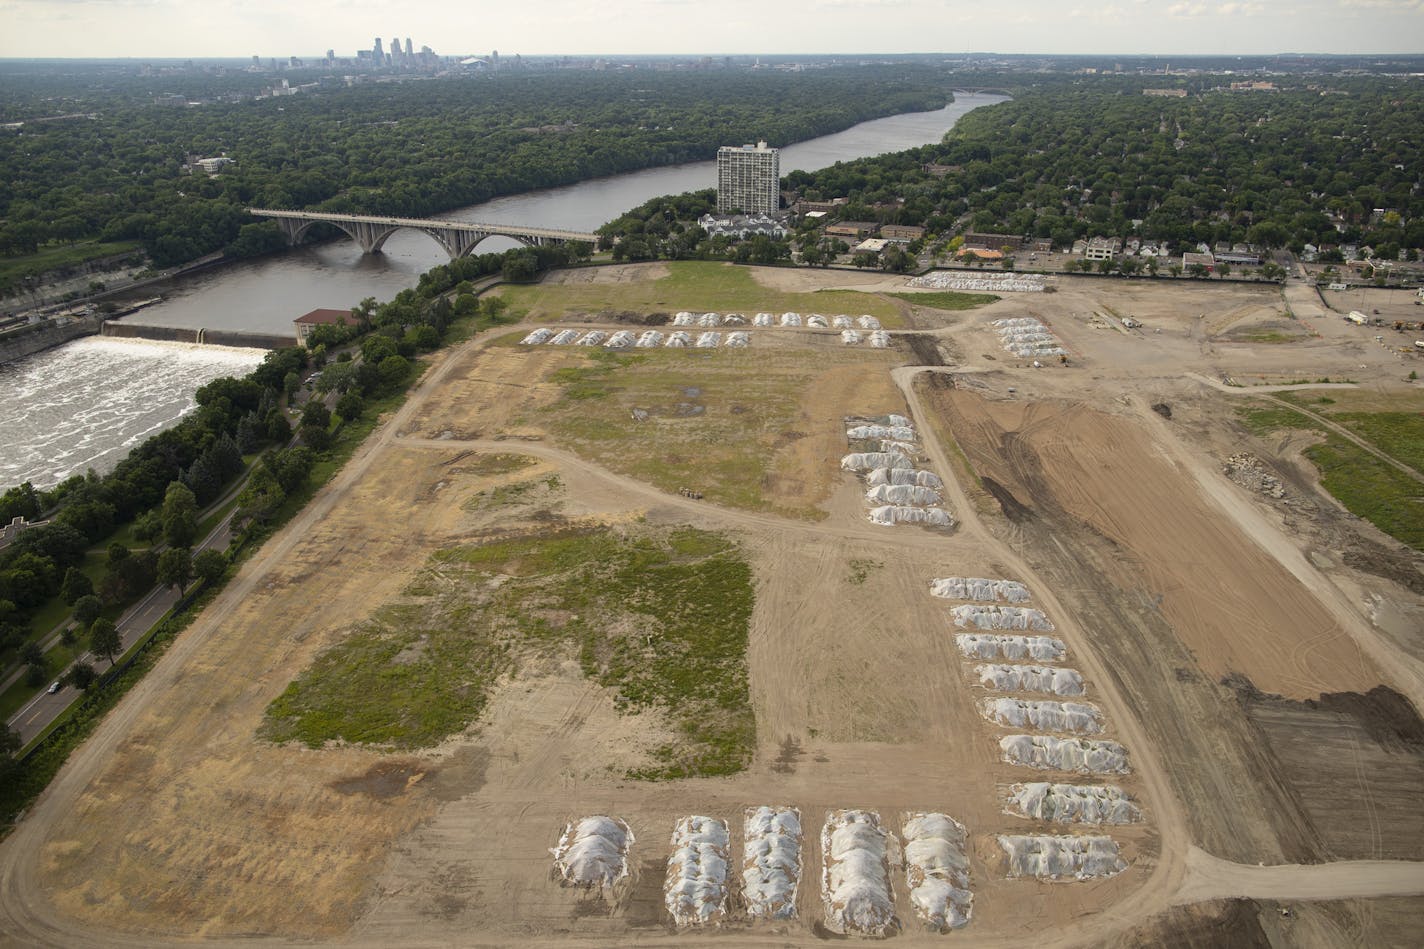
[373,38,384,63]
[716,141,780,215]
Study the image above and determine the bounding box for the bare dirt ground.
[2,265,1422,948]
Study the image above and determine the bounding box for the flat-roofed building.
[294,307,354,346]
[881,224,926,243]
[717,141,780,215]
[963,232,1023,251]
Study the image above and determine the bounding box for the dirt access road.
[2,265,1422,947]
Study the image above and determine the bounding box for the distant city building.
[1084,237,1121,260]
[880,224,926,243]
[405,38,414,59]
[717,141,780,215]
[193,156,235,175]
[373,38,384,62]
[963,232,1023,251]
[697,213,788,240]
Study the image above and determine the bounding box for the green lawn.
[262,525,756,779]
[888,290,999,311]
[497,260,908,326]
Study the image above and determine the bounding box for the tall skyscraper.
[373,38,384,63]
[716,141,780,215]
[405,38,414,59]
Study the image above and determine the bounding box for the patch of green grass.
[1307,436,1424,551]
[496,260,906,327]
[1236,405,1326,436]
[263,526,756,778]
[1237,331,1299,344]
[847,558,883,584]
[888,290,998,311]
[460,453,537,477]
[1327,412,1424,473]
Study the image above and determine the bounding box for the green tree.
[157,547,192,594]
[69,661,98,691]
[335,392,364,422]
[73,594,103,626]
[60,566,94,605]
[161,482,199,549]
[89,617,121,663]
[192,549,227,588]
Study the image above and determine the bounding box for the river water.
[0,93,1006,488]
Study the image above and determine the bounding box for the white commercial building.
[717,141,780,215]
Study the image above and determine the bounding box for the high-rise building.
[373,38,384,63]
[716,141,780,215]
[405,38,413,59]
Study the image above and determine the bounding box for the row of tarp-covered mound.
[665,816,730,926]
[931,576,1032,603]
[998,834,1128,880]
[821,809,899,936]
[990,316,1066,358]
[908,271,1047,293]
[903,812,973,931]
[521,327,749,349]
[952,604,1055,631]
[975,662,1085,695]
[1003,782,1143,825]
[551,816,635,888]
[956,633,1067,662]
[841,414,955,529]
[981,697,1104,734]
[999,734,1131,774]
[743,806,802,920]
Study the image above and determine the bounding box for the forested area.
[0,66,949,281]
[786,76,1424,257]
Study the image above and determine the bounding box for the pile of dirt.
[1223,452,1287,499]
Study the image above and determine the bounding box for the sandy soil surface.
[2,264,1422,948]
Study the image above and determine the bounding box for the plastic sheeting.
[846,424,917,442]
[1004,783,1142,825]
[672,313,695,326]
[695,331,721,348]
[951,605,1055,631]
[902,812,972,931]
[551,816,634,887]
[980,698,1104,734]
[520,328,553,345]
[664,816,729,926]
[724,332,750,348]
[930,577,1031,603]
[833,315,854,329]
[575,330,607,346]
[724,313,746,325]
[869,331,891,348]
[841,452,913,472]
[841,330,862,345]
[955,634,1066,663]
[698,312,722,326]
[998,835,1127,880]
[780,312,802,326]
[866,483,942,506]
[665,331,692,348]
[753,313,774,326]
[868,505,955,527]
[857,315,882,329]
[550,329,580,345]
[1000,734,1130,774]
[807,314,829,327]
[867,467,943,488]
[821,810,898,936]
[975,663,1084,695]
[909,272,1046,293]
[604,330,636,349]
[743,806,801,920]
[635,330,665,348]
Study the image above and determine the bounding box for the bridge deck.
[247,208,598,243]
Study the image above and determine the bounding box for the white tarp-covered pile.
[665,331,692,347]
[902,812,973,931]
[833,315,854,329]
[551,816,635,887]
[868,467,942,488]
[807,314,829,327]
[520,327,553,345]
[743,806,802,920]
[695,331,721,348]
[868,505,955,527]
[991,317,1065,358]
[780,312,802,326]
[576,330,607,346]
[952,605,1055,631]
[664,816,729,927]
[866,483,943,506]
[841,330,863,345]
[981,698,1104,734]
[550,329,580,345]
[975,663,1084,695]
[841,451,913,473]
[998,835,1127,881]
[869,331,890,348]
[753,312,775,327]
[846,423,918,442]
[672,312,695,326]
[1004,783,1142,825]
[604,330,636,349]
[698,312,722,326]
[909,272,1046,293]
[1000,735,1130,774]
[930,577,1031,603]
[725,331,750,348]
[857,315,882,329]
[956,633,1065,662]
[724,313,746,325]
[635,330,665,348]
[821,810,898,936]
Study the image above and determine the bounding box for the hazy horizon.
[3,0,1421,61]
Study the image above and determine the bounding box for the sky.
[0,0,1421,59]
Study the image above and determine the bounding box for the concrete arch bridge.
[247,208,601,260]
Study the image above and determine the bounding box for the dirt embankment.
[921,382,1423,868]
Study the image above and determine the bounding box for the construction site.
[1,261,1422,947]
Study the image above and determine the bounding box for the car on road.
[47,681,61,694]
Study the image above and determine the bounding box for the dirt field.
[1,264,1422,948]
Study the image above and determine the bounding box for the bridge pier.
[420,227,493,260]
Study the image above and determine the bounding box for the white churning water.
[0,337,265,489]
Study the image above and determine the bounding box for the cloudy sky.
[2,0,1421,59]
